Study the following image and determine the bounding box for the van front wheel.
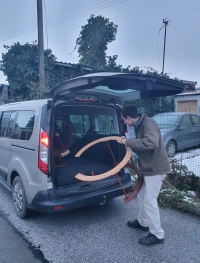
[12,176,30,219]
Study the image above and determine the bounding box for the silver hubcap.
[13,182,23,213]
[167,143,175,157]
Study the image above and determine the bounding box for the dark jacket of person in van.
[125,114,170,176]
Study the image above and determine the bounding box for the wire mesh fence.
[134,100,200,179]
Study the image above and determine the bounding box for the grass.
[159,178,200,212]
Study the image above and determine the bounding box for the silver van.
[0,73,185,218]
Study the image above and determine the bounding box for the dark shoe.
[127,220,149,231]
[139,233,164,246]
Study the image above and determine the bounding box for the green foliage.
[168,159,200,191]
[0,41,56,100]
[0,15,174,104]
[0,96,11,105]
[102,55,123,72]
[117,67,173,114]
[158,179,200,210]
[124,96,174,116]
[49,63,86,91]
[0,42,86,101]
[75,15,118,69]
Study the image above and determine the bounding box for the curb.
[170,200,200,217]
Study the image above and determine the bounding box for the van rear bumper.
[29,180,132,213]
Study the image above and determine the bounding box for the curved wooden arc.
[75,136,122,157]
[75,136,143,202]
[75,148,132,181]
[122,162,143,203]
[75,136,131,181]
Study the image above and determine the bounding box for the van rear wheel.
[12,176,30,219]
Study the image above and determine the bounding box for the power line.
[165,3,200,20]
[169,6,200,21]
[46,0,127,27]
[157,3,200,73]
[1,1,110,41]
[0,0,127,43]
[0,0,112,40]
[0,0,101,38]
[44,0,109,23]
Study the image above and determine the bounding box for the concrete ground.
[0,212,48,263]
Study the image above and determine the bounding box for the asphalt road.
[0,184,200,263]
[0,212,46,263]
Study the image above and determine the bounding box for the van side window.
[0,111,16,138]
[13,111,35,140]
[70,115,90,134]
[98,115,113,134]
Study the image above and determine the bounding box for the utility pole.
[162,19,169,76]
[37,0,45,99]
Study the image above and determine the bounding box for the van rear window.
[13,111,35,140]
[69,114,113,135]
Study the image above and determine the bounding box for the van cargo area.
[50,103,130,197]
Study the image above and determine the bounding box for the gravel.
[0,184,200,263]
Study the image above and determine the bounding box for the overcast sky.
[0,0,200,86]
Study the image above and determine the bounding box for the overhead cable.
[166,3,200,21]
[0,0,127,43]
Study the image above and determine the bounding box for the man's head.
[121,105,139,126]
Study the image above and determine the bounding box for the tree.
[75,15,118,69]
[0,41,56,101]
[0,42,91,101]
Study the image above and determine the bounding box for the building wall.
[174,93,200,115]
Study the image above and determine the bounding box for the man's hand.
[117,136,127,145]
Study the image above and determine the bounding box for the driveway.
[0,212,45,263]
[0,184,199,263]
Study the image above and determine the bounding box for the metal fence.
[138,106,200,179]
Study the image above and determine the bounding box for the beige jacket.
[125,114,170,176]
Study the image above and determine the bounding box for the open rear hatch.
[49,73,186,196]
[49,72,186,102]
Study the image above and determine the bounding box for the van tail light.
[38,129,49,175]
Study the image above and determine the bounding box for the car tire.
[166,141,176,158]
[12,176,30,219]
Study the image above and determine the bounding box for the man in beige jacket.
[118,105,170,246]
